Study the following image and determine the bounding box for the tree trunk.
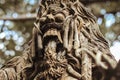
[0,0,117,80]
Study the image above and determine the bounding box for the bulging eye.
[55,13,65,23]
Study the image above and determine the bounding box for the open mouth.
[40,23,62,34]
[41,23,63,46]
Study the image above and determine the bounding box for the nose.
[46,14,55,23]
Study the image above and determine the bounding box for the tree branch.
[0,13,36,21]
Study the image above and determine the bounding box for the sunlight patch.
[110,40,120,61]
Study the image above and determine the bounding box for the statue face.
[39,4,70,47]
[33,0,96,79]
[34,2,71,79]
[36,0,95,49]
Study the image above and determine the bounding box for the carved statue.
[0,0,117,80]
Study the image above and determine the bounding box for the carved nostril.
[46,14,55,22]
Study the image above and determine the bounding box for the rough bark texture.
[0,0,118,80]
[81,53,92,80]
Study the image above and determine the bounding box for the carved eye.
[55,13,65,23]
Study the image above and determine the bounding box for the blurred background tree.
[0,0,120,67]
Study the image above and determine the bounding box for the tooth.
[51,29,54,34]
[57,31,63,43]
[43,29,62,43]
[43,30,50,38]
[49,30,51,34]
[53,29,57,35]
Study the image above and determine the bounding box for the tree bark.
[81,53,92,80]
[0,0,118,80]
